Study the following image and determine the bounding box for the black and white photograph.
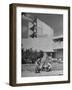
[9,4,70,86]
[21,13,63,77]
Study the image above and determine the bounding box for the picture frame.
[9,3,70,86]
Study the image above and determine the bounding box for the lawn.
[21,62,63,77]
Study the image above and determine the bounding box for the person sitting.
[42,62,52,71]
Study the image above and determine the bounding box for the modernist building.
[53,35,63,59]
[22,13,63,59]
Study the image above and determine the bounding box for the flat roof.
[53,35,63,40]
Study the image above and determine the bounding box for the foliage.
[22,48,43,64]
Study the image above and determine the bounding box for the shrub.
[22,48,43,64]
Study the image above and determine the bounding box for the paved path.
[21,70,63,77]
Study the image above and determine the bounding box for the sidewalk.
[22,70,63,77]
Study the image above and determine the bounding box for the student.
[35,58,41,73]
[43,62,52,71]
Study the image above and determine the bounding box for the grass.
[22,62,63,72]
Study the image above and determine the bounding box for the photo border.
[9,3,70,86]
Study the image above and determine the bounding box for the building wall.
[54,49,63,59]
[53,36,63,59]
[22,37,54,52]
[22,18,54,52]
[37,18,53,38]
[53,41,63,49]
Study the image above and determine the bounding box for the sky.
[22,13,63,37]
